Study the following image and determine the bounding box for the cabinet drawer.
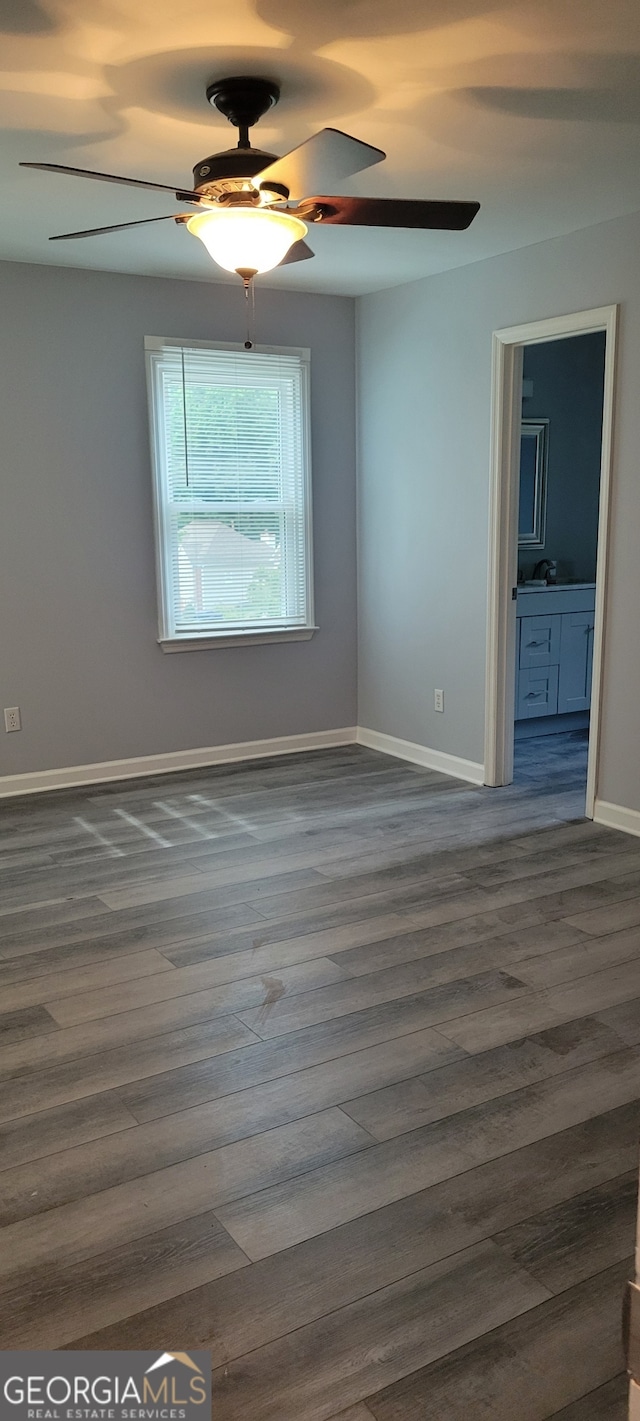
[519,614,562,670]
[517,665,559,719]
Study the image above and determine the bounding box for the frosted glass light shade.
[187,208,308,275]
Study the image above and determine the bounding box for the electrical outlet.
[4,706,21,733]
[434,689,444,713]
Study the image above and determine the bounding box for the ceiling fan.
[20,75,480,284]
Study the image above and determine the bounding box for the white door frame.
[484,304,619,817]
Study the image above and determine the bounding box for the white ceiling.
[2,0,640,296]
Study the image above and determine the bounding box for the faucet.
[532,558,557,585]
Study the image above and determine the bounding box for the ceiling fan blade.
[20,161,202,204]
[300,195,481,231]
[49,214,186,241]
[277,239,315,266]
[258,129,385,202]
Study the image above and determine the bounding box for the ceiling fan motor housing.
[195,78,284,200]
[192,147,279,199]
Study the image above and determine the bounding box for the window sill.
[159,627,319,652]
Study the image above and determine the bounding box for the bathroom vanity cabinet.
[516,585,596,722]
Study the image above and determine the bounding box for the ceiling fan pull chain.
[244,280,251,349]
[242,277,256,350]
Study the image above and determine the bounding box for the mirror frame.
[518,418,549,548]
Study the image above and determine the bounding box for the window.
[145,338,314,649]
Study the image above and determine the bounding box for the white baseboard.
[356,726,485,785]
[0,727,358,799]
[0,723,487,799]
[593,797,640,839]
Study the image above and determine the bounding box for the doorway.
[484,306,618,817]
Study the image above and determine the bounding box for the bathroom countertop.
[517,583,596,615]
[519,581,596,592]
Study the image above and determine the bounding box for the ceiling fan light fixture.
[186,207,307,276]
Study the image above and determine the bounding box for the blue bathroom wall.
[519,331,606,582]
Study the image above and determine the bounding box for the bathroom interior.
[513,331,606,800]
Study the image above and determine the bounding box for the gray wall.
[357,208,640,814]
[0,261,357,776]
[519,332,605,583]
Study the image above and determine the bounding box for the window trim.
[145,336,315,649]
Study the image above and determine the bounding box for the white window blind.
[145,339,313,643]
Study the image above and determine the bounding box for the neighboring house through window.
[145,338,314,649]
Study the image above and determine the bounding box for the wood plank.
[493,1171,637,1293]
[514,926,640,989]
[566,896,640,937]
[466,842,640,890]
[0,851,53,873]
[442,956,640,1054]
[318,818,611,884]
[0,1092,138,1171]
[215,1048,640,1260]
[239,866,471,923]
[0,866,325,956]
[0,1015,259,1121]
[0,972,464,1093]
[96,870,227,910]
[0,898,266,964]
[0,1005,57,1046]
[45,954,346,1032]
[0,1109,371,1279]
[328,1408,375,1421]
[0,1029,457,1225]
[208,1240,549,1421]
[365,1257,631,1421]
[330,917,588,978]
[510,821,627,854]
[544,1374,629,1420]
[0,1210,248,1350]
[314,835,530,885]
[0,937,179,987]
[403,862,640,937]
[160,912,420,972]
[118,1003,464,1123]
[126,863,640,976]
[11,830,376,919]
[80,748,393,803]
[0,833,319,914]
[597,997,640,1045]
[237,967,529,1041]
[0,948,176,1012]
[0,895,108,930]
[44,919,411,1025]
[67,1103,640,1363]
[332,922,590,998]
[341,1016,624,1141]
[154,860,640,975]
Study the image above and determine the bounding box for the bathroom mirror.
[518,419,549,548]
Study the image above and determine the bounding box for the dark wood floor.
[0,734,638,1419]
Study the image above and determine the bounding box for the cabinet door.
[557,611,595,713]
[517,664,559,719]
[515,618,521,708]
[519,614,562,669]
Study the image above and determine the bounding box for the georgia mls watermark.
[0,1351,211,1421]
